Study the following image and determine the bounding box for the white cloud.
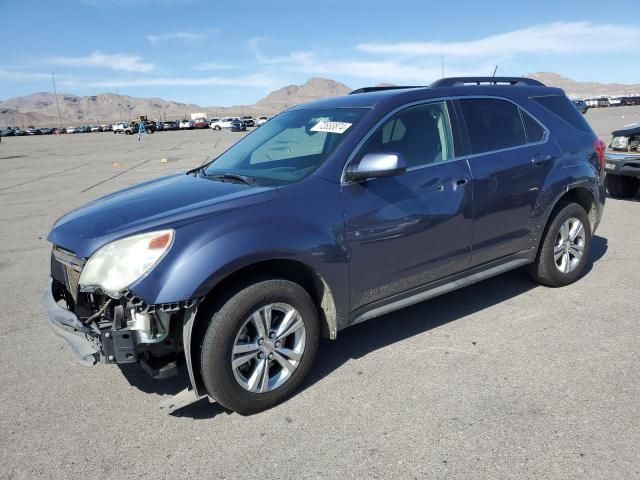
[147,30,217,45]
[0,69,54,81]
[357,21,640,58]
[88,72,282,90]
[193,62,237,71]
[249,39,493,84]
[51,51,154,73]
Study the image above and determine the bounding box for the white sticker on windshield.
[310,121,352,134]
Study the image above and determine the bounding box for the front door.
[342,101,473,312]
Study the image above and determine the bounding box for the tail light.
[595,139,606,170]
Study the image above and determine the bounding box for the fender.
[128,175,350,330]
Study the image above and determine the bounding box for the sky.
[2,0,640,106]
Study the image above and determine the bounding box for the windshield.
[203,107,368,185]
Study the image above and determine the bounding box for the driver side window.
[356,101,454,169]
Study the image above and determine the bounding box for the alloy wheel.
[554,217,586,274]
[231,303,306,393]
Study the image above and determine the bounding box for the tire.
[200,279,320,414]
[528,202,591,287]
[605,173,640,198]
[215,125,221,131]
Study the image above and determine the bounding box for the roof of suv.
[293,77,565,111]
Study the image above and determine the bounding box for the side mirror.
[346,153,407,182]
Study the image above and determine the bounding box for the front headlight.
[79,230,174,295]
[611,136,629,150]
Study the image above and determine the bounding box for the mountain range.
[0,78,351,127]
[2,73,639,128]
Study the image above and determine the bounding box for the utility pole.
[51,72,63,128]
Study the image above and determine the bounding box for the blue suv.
[45,77,606,414]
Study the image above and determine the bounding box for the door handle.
[532,153,554,166]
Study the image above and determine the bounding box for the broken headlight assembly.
[79,229,174,296]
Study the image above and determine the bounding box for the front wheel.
[606,173,640,198]
[200,279,319,414]
[528,202,591,287]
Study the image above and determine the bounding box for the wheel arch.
[185,258,338,397]
[196,258,338,340]
[534,185,597,254]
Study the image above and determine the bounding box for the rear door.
[457,97,561,267]
[342,100,474,312]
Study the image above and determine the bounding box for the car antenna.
[492,65,499,77]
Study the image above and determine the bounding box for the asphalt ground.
[0,108,639,479]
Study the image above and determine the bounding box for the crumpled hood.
[48,173,277,258]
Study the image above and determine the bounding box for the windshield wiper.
[204,173,258,186]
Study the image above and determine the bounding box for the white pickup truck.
[112,122,128,134]
[210,117,235,130]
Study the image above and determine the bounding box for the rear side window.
[460,99,526,154]
[521,110,545,143]
[532,95,592,133]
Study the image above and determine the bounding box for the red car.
[192,118,208,129]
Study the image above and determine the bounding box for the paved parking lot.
[0,111,639,479]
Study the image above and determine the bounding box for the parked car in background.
[179,119,193,130]
[241,116,255,127]
[90,125,100,132]
[113,122,128,134]
[609,97,623,107]
[123,121,155,135]
[53,128,66,134]
[0,128,15,137]
[163,121,178,130]
[210,117,234,130]
[572,100,588,114]
[255,116,269,126]
[26,127,42,135]
[604,123,640,198]
[230,119,247,132]
[192,118,209,129]
[66,127,77,134]
[40,128,53,135]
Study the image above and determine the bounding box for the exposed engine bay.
[49,246,198,379]
[609,124,640,152]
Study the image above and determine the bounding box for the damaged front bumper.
[44,278,158,370]
[44,278,100,366]
[45,245,208,404]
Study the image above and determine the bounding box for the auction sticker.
[310,121,352,134]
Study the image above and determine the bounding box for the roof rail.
[349,85,425,95]
[430,77,545,87]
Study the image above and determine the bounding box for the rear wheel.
[200,279,319,414]
[605,173,640,198]
[528,202,591,287]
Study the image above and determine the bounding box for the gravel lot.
[1,109,639,480]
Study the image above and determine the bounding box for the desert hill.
[4,73,640,128]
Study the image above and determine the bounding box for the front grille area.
[51,247,85,304]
